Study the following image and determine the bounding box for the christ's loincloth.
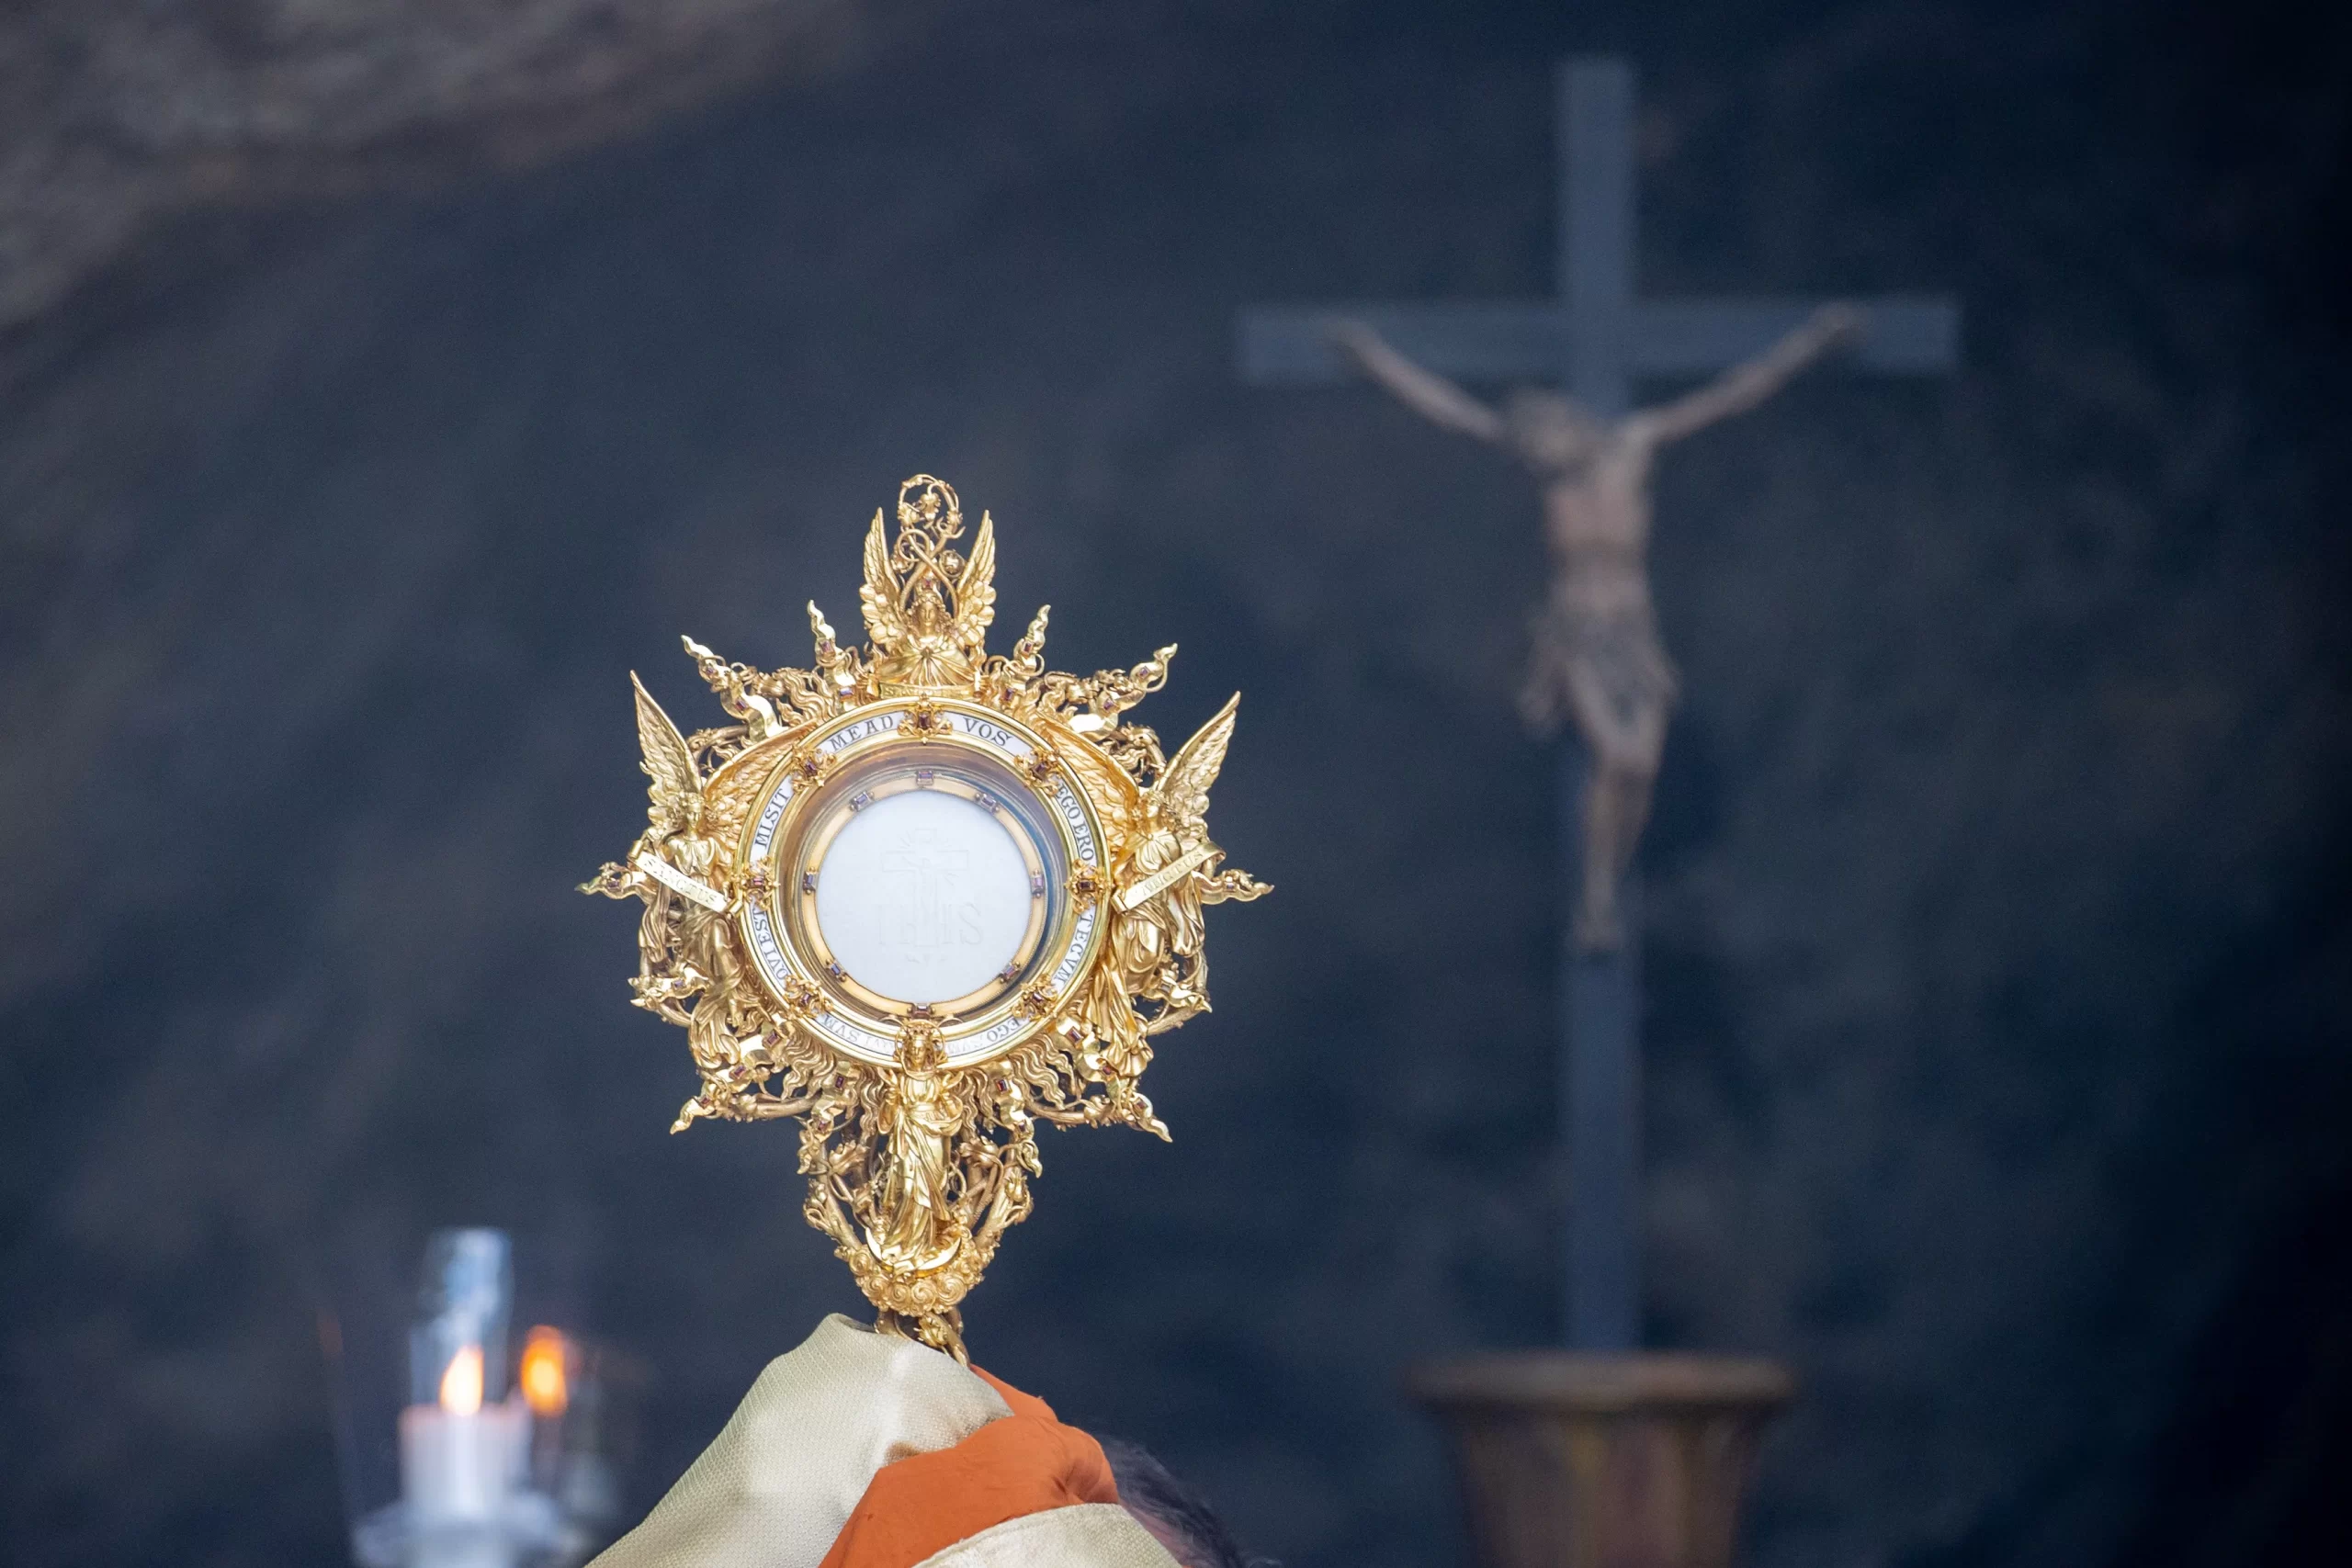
[1521,591,1680,750]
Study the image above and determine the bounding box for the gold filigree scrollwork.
[584,476,1267,1359]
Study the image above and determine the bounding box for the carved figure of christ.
[1328,304,1861,948]
[1239,57,1959,1351]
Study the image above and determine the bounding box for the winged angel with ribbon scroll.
[580,678,760,1106]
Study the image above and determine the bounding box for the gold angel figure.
[1092,694,1271,1073]
[862,475,998,690]
[866,1026,970,1274]
[580,674,745,1123]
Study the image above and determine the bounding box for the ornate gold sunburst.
[582,475,1268,1358]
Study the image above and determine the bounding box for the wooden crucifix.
[1239,58,1959,1350]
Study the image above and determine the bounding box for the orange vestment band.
[817,1369,1124,1568]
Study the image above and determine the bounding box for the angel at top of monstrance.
[581,475,1267,1358]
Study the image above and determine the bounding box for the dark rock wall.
[4,4,2346,1567]
[0,0,903,329]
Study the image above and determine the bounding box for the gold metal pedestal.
[1407,1352,1794,1568]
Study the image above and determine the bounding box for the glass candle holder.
[328,1228,565,1568]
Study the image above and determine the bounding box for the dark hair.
[1098,1436,1270,1568]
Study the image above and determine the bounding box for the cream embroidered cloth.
[587,1314,1176,1568]
[910,1504,1177,1568]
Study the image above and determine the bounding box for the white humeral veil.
[588,1315,1176,1568]
[910,1505,1177,1568]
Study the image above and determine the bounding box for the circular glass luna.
[771,740,1069,1025]
[813,786,1035,1004]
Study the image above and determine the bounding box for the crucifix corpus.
[1240,58,1959,1353]
[1326,306,1860,951]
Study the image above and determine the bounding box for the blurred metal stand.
[1408,1353,1792,1568]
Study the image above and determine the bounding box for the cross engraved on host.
[880,828,976,952]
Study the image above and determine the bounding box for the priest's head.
[1102,1436,1258,1568]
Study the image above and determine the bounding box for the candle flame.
[438,1344,484,1416]
[519,1325,569,1418]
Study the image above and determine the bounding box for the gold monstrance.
[582,476,1267,1359]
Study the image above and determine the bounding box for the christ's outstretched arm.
[1326,319,1507,444]
[1631,303,1863,446]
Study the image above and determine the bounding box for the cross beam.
[1240,61,1959,415]
[1238,59,1959,1350]
[1241,295,1960,391]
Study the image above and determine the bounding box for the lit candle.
[517,1325,569,1495]
[519,1327,569,1422]
[399,1343,525,1562]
